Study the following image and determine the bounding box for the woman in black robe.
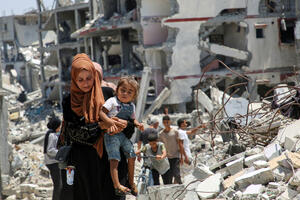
[59,54,134,200]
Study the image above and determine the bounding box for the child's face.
[117,82,136,103]
[149,141,158,150]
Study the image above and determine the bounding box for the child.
[103,76,144,196]
[136,131,170,185]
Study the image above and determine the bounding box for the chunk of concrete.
[276,187,298,200]
[235,168,274,189]
[244,153,266,167]
[289,169,300,186]
[253,160,269,169]
[192,164,214,180]
[34,187,52,198]
[196,173,222,199]
[226,157,244,175]
[245,147,263,156]
[264,142,282,161]
[268,182,281,189]
[242,184,265,199]
[20,183,38,193]
[277,120,300,151]
[272,166,292,182]
[147,184,185,200]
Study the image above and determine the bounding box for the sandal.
[115,186,131,196]
[130,183,138,196]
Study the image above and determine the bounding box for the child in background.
[103,76,144,196]
[136,132,170,185]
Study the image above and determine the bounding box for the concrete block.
[276,187,298,200]
[289,169,300,186]
[264,142,282,161]
[5,195,17,200]
[277,120,300,151]
[226,157,244,175]
[235,168,274,189]
[253,160,269,169]
[242,184,264,199]
[245,147,263,156]
[260,194,269,200]
[244,153,266,167]
[272,166,292,182]
[147,184,185,200]
[20,183,38,193]
[196,173,222,199]
[34,187,52,198]
[192,164,214,180]
[268,182,281,189]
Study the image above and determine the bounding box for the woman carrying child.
[61,53,135,200]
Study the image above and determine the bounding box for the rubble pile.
[2,94,61,200]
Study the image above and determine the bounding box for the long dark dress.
[61,87,134,200]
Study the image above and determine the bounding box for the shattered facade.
[69,0,300,116]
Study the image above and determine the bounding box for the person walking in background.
[158,115,183,184]
[44,116,62,200]
[136,132,169,185]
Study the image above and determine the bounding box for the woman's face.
[75,70,94,93]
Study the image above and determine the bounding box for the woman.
[61,53,135,199]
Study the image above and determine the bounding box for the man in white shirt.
[177,119,203,165]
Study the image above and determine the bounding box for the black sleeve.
[102,87,114,101]
[123,118,135,139]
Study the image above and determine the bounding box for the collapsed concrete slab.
[277,120,300,151]
[196,173,222,199]
[244,153,267,167]
[235,168,274,189]
[226,157,244,176]
[242,184,265,199]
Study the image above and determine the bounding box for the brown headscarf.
[71,53,105,157]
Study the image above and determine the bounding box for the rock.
[196,173,222,199]
[235,168,274,189]
[11,153,23,173]
[277,120,300,151]
[226,157,244,175]
[20,183,38,193]
[260,193,269,200]
[192,164,214,180]
[242,184,265,199]
[268,182,281,189]
[233,191,243,199]
[264,142,282,161]
[245,147,263,156]
[276,187,298,200]
[147,184,186,200]
[34,187,52,198]
[6,195,17,200]
[253,160,269,169]
[244,153,267,167]
[289,169,300,186]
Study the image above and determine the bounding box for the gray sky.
[1,0,55,16]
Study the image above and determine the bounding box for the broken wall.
[0,16,14,41]
[0,97,10,175]
[162,0,249,104]
[246,18,297,71]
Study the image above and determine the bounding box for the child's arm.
[133,119,144,131]
[99,108,118,133]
